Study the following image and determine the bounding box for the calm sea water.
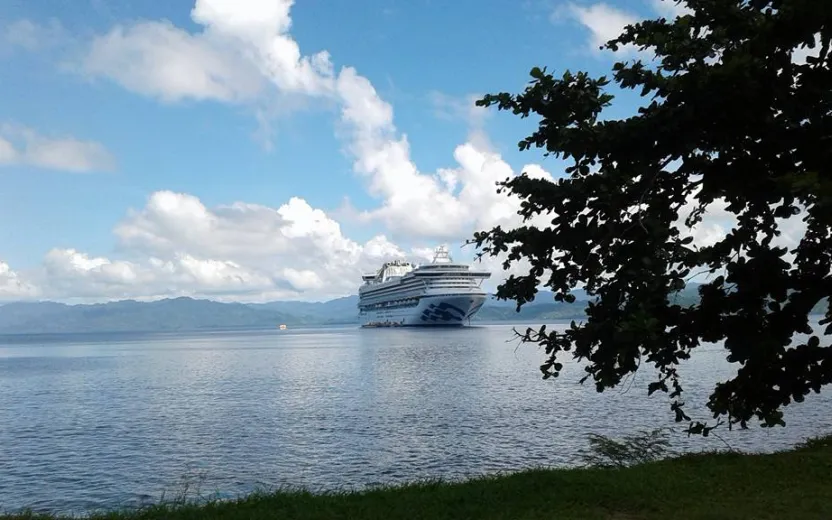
[1,323,830,515]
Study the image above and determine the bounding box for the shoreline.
[6,435,831,520]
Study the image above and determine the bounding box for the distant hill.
[247,296,359,325]
[0,285,824,334]
[0,297,298,334]
[0,291,590,334]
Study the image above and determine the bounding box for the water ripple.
[0,324,830,515]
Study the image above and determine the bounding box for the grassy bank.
[6,436,832,520]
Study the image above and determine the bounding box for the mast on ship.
[432,245,452,263]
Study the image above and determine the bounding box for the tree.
[472,0,831,434]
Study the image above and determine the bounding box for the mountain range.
[0,287,708,335]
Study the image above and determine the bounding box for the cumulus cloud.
[0,125,116,173]
[2,0,782,304]
[553,1,691,57]
[5,0,588,302]
[562,0,813,69]
[40,248,279,301]
[674,187,736,250]
[0,261,39,300]
[81,0,333,104]
[0,179,552,303]
[78,0,556,245]
[0,190,429,303]
[0,183,803,303]
[2,1,561,302]
[35,190,416,302]
[332,69,558,240]
[554,3,639,54]
[83,21,266,104]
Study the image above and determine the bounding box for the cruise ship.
[358,246,491,327]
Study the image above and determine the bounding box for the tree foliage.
[472,0,831,434]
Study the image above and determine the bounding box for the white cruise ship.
[358,246,491,327]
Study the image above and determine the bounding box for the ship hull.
[359,294,486,327]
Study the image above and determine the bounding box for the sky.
[0,0,707,303]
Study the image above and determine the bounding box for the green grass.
[6,436,832,520]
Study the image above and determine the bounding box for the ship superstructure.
[358,246,491,327]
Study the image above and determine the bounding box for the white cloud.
[78,0,556,245]
[0,261,39,300]
[0,125,115,173]
[650,0,693,20]
[1,19,68,54]
[792,33,822,65]
[563,1,814,70]
[190,0,335,96]
[329,66,556,240]
[674,187,735,249]
[190,0,294,39]
[107,190,415,300]
[0,178,554,303]
[41,248,278,301]
[555,3,639,54]
[10,0,802,305]
[555,1,695,57]
[2,180,796,303]
[25,135,115,173]
[81,0,334,105]
[0,137,18,164]
[672,184,810,287]
[2,0,557,302]
[83,21,266,103]
[349,138,557,240]
[0,190,428,303]
[429,90,492,150]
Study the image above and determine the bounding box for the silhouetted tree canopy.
[473,0,831,434]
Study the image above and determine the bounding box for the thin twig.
[711,431,736,453]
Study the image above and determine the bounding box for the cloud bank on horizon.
[0,0,804,303]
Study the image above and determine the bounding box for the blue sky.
[0,0,691,302]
